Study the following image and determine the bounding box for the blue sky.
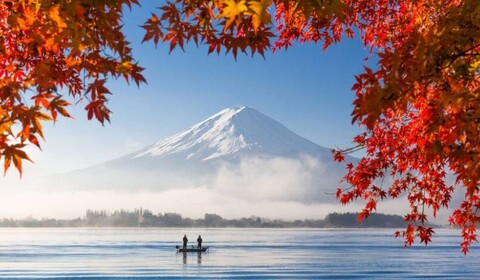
[15,2,370,176]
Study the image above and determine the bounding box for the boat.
[176,246,209,253]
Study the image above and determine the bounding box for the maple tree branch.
[338,144,364,155]
[438,43,480,72]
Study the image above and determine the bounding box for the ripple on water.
[0,228,477,279]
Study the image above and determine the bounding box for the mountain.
[131,106,333,161]
[60,106,351,202]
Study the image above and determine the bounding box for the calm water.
[0,228,478,279]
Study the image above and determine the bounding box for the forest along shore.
[0,210,411,228]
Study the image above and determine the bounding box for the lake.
[0,228,477,279]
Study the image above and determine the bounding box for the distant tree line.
[0,209,410,228]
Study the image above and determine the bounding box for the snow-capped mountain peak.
[133,106,329,161]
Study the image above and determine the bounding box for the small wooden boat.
[176,246,209,253]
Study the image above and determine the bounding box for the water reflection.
[181,252,203,264]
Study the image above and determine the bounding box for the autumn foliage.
[1,0,479,252]
[0,0,145,174]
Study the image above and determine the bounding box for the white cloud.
[0,187,365,220]
[5,154,462,224]
[210,155,341,203]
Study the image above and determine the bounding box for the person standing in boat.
[197,235,203,249]
[183,235,188,250]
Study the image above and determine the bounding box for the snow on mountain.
[132,106,332,161]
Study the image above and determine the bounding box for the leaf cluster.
[0,0,146,175]
[333,0,480,254]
